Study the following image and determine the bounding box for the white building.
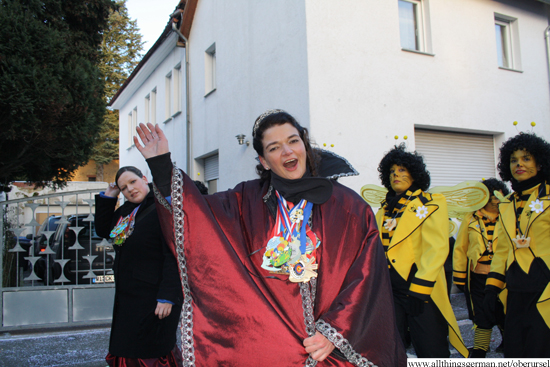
[110,0,550,193]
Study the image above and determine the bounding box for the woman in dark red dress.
[135,110,406,366]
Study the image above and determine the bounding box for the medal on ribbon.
[512,235,531,249]
[383,218,397,231]
[261,191,319,282]
[110,206,140,246]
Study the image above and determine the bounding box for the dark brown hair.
[115,166,143,187]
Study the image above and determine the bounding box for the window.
[173,64,182,113]
[494,14,520,70]
[127,108,138,147]
[144,94,150,124]
[495,20,511,68]
[398,0,432,54]
[127,113,133,147]
[165,72,172,120]
[87,176,96,182]
[131,107,137,144]
[151,88,157,124]
[205,43,216,96]
[399,0,422,51]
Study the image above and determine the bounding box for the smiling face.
[258,123,307,180]
[510,149,540,182]
[389,164,414,195]
[117,171,150,204]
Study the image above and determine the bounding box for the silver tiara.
[252,109,284,138]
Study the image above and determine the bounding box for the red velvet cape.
[155,172,406,366]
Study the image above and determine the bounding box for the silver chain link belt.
[172,167,196,366]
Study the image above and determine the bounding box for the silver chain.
[172,167,196,366]
[316,319,377,367]
[300,279,318,367]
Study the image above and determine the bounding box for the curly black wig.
[378,143,430,192]
[497,133,550,182]
[481,178,509,197]
[252,110,320,183]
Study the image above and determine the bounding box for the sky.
[126,0,179,53]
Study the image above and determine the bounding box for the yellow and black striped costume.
[376,189,468,358]
[487,183,550,357]
[453,210,503,355]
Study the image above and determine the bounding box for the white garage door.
[415,129,496,187]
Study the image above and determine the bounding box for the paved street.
[0,292,503,366]
[0,327,110,367]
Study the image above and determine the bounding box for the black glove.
[408,295,426,317]
[482,288,499,326]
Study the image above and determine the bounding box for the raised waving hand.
[134,123,170,159]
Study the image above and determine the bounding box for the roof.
[109,0,198,108]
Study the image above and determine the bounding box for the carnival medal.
[289,255,319,283]
[512,235,531,249]
[110,206,140,246]
[261,191,319,282]
[383,218,397,231]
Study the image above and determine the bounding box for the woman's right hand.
[105,182,120,198]
[135,122,170,159]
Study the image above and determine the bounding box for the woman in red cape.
[135,110,406,367]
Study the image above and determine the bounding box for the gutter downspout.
[172,18,192,175]
[546,26,550,93]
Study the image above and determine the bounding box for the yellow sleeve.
[452,213,473,286]
[375,206,384,234]
[409,194,449,300]
[486,220,507,290]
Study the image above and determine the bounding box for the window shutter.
[204,155,219,181]
[414,129,496,187]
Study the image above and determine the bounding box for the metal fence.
[0,189,115,331]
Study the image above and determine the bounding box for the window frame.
[151,88,157,124]
[173,64,182,114]
[205,43,217,97]
[399,0,423,51]
[127,112,133,148]
[144,94,150,124]
[165,72,172,121]
[494,13,522,72]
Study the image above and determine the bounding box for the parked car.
[31,215,62,256]
[10,234,33,271]
[32,215,62,280]
[36,214,114,285]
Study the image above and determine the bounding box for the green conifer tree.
[0,0,115,189]
[92,0,144,181]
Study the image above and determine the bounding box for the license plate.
[94,275,115,283]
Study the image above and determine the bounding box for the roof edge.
[109,2,187,107]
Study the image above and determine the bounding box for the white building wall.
[304,0,550,192]
[117,41,187,181]
[115,0,549,194]
[186,0,310,190]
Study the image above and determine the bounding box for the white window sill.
[204,88,216,98]
[401,48,435,57]
[162,117,173,124]
[172,111,182,118]
[498,66,523,73]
